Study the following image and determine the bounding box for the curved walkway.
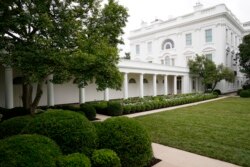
[96,94,239,167]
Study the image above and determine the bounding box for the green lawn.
[135,97,250,167]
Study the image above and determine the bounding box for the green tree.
[188,55,235,91]
[0,0,128,114]
[238,34,250,78]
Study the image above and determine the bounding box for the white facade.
[0,3,249,108]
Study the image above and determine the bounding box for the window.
[136,45,140,55]
[129,78,136,83]
[226,29,228,42]
[205,29,212,43]
[186,56,192,65]
[192,78,196,90]
[235,36,237,46]
[177,77,182,90]
[231,33,233,45]
[205,54,212,61]
[162,39,174,50]
[186,33,192,46]
[171,58,175,66]
[143,79,148,83]
[147,42,152,54]
[165,56,170,66]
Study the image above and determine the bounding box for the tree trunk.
[30,81,44,115]
[22,83,33,109]
[211,81,218,91]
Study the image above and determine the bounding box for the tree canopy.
[0,0,128,113]
[238,34,250,78]
[188,55,235,91]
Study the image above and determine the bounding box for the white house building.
[0,3,249,108]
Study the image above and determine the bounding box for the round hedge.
[22,109,98,154]
[0,115,33,139]
[106,102,123,116]
[240,89,250,97]
[91,149,121,167]
[96,117,152,167]
[0,134,62,167]
[57,153,91,167]
[80,104,96,120]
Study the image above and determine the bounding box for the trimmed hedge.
[239,89,250,98]
[22,110,98,155]
[0,115,33,139]
[80,104,96,120]
[0,107,29,121]
[57,153,91,167]
[0,134,62,167]
[106,102,123,116]
[96,117,152,167]
[91,149,121,167]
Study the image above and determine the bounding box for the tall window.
[226,29,228,42]
[165,56,170,66]
[205,54,212,61]
[231,33,233,45]
[147,42,152,54]
[186,33,192,46]
[136,45,140,55]
[171,58,175,66]
[205,29,212,43]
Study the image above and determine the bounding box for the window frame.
[205,29,212,43]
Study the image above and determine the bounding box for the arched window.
[162,39,174,50]
[129,78,136,83]
[143,79,148,83]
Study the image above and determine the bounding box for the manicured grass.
[135,97,250,167]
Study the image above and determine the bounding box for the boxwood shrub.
[0,134,62,167]
[57,153,91,167]
[240,89,250,98]
[0,115,33,139]
[80,104,96,120]
[123,105,131,114]
[0,107,29,121]
[22,110,98,155]
[96,117,152,167]
[91,149,121,167]
[106,102,123,116]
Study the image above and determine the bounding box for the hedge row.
[0,110,153,167]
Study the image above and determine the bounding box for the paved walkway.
[96,95,239,167]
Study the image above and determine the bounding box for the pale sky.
[117,0,250,54]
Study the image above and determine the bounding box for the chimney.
[193,2,203,11]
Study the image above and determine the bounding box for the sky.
[117,0,250,54]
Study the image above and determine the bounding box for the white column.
[173,75,177,95]
[4,66,14,109]
[79,87,85,104]
[123,73,128,99]
[139,73,144,98]
[47,74,54,106]
[153,74,157,96]
[104,88,109,101]
[164,75,168,95]
[182,75,189,94]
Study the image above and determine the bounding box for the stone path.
[96,94,239,167]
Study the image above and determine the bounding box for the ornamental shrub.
[0,134,62,167]
[0,115,32,139]
[91,149,121,167]
[106,102,123,116]
[96,117,152,167]
[123,105,131,114]
[57,153,91,167]
[130,105,137,113]
[91,102,108,114]
[140,104,146,111]
[80,104,96,120]
[237,89,242,95]
[0,107,29,121]
[22,110,98,154]
[240,89,250,98]
[135,104,142,112]
[213,89,221,95]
